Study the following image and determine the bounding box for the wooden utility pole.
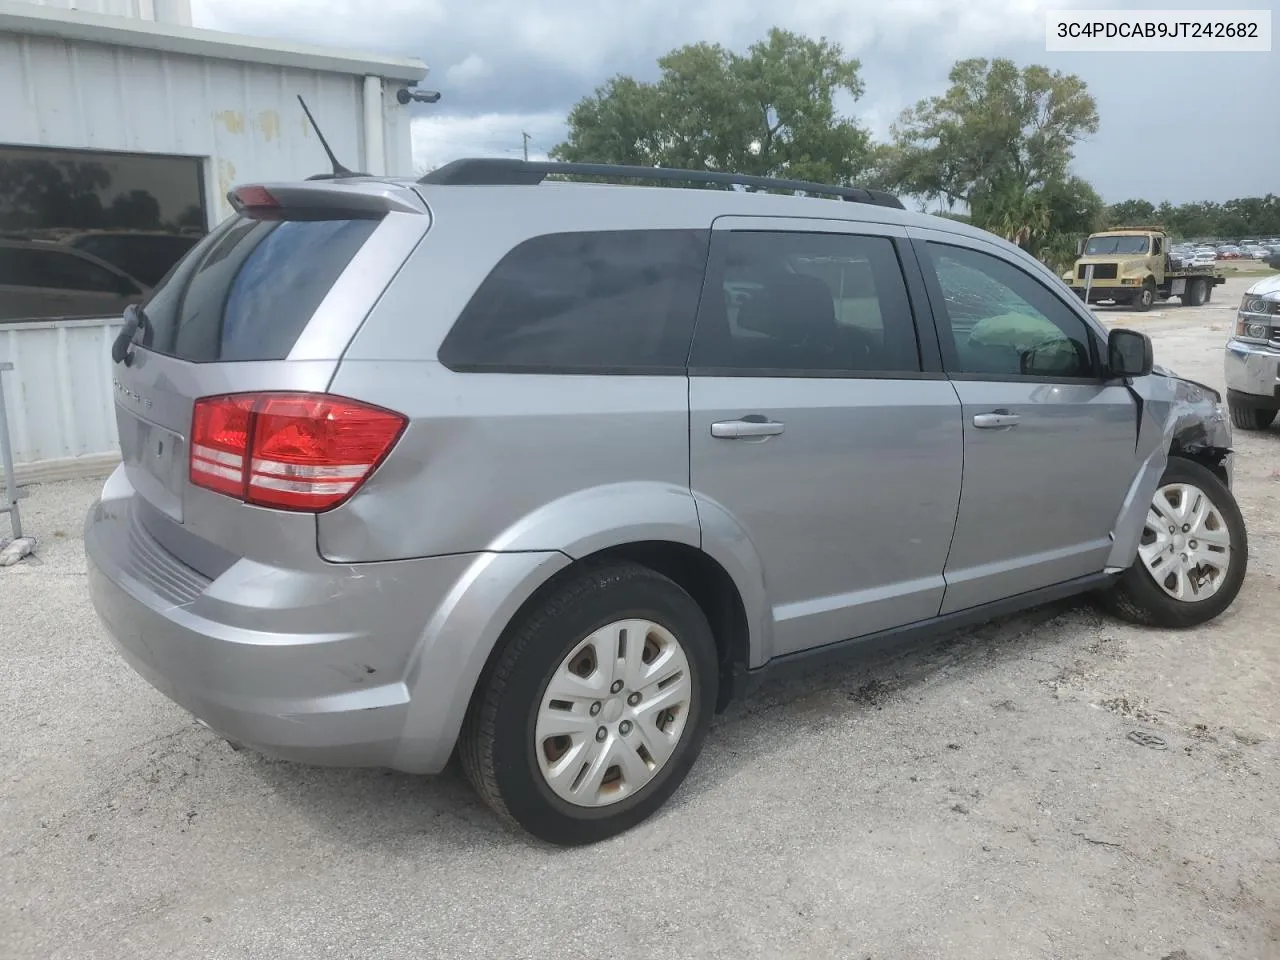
[522,132,530,161]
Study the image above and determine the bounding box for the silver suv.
[86,160,1247,845]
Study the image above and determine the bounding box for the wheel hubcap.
[1138,482,1232,601]
[534,619,693,808]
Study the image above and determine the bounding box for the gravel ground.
[2,275,1278,960]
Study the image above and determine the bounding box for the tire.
[1179,278,1207,307]
[459,562,718,846]
[1100,457,1247,629]
[1228,401,1277,431]
[1134,279,1156,311]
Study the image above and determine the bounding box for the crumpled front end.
[1105,371,1233,570]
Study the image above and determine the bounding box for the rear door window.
[137,215,379,363]
[688,230,922,375]
[437,229,709,373]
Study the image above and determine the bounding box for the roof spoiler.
[227,182,426,217]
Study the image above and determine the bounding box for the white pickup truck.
[1224,250,1280,430]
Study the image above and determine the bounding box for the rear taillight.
[190,393,406,512]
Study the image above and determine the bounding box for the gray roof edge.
[0,1,428,82]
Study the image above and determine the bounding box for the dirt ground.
[2,275,1277,960]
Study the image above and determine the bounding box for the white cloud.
[445,54,492,87]
[190,0,1278,203]
[192,0,1089,79]
[192,0,447,56]
[411,112,566,173]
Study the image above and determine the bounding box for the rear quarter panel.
[318,362,695,560]
[319,186,725,562]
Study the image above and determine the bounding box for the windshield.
[1084,235,1151,255]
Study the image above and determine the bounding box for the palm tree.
[972,178,1051,251]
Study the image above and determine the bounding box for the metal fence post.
[0,362,22,540]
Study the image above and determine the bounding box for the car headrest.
[736,272,837,346]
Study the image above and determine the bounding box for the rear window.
[137,215,379,363]
[437,229,709,373]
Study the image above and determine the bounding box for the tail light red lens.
[190,393,407,511]
[230,185,281,211]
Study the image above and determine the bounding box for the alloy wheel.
[534,619,693,807]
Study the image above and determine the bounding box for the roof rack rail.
[419,158,904,210]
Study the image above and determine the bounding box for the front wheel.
[459,562,717,846]
[1228,400,1277,431]
[1100,457,1247,628]
[1134,280,1156,311]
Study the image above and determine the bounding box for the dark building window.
[0,145,207,323]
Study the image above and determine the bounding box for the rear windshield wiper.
[111,303,149,367]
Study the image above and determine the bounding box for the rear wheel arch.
[465,541,752,721]
[458,559,720,844]
[582,541,751,712]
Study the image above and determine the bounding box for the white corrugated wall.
[0,32,415,223]
[7,0,148,18]
[1,319,124,480]
[3,0,192,26]
[0,31,417,480]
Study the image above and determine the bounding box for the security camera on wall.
[397,87,442,105]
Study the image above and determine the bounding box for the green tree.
[1106,195,1280,240]
[107,189,162,230]
[888,58,1098,210]
[1042,176,1104,237]
[552,28,873,187]
[1021,177,1103,272]
[0,157,112,231]
[970,175,1051,248]
[887,58,1101,260]
[1103,198,1157,227]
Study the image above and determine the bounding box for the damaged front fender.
[1105,372,1233,571]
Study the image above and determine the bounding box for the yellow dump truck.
[1062,226,1225,311]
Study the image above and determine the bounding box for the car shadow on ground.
[225,595,1099,850]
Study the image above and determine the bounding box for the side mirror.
[1107,328,1153,378]
[1076,238,1086,256]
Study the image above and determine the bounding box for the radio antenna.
[297,94,366,179]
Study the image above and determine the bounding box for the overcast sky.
[191,0,1278,205]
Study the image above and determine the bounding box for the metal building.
[0,0,429,482]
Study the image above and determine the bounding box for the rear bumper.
[89,559,412,766]
[85,466,568,774]
[1225,338,1280,406]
